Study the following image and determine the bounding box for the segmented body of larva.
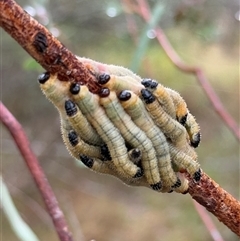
[141,79,176,119]
[61,117,103,159]
[39,72,71,109]
[100,91,162,191]
[98,73,144,95]
[141,88,187,147]
[38,59,202,194]
[69,84,143,179]
[119,90,182,192]
[65,99,103,145]
[141,78,201,148]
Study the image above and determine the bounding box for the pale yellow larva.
[64,99,103,146]
[141,79,176,119]
[166,88,201,148]
[119,90,180,192]
[169,143,201,182]
[100,91,162,191]
[97,73,144,95]
[38,73,103,146]
[70,84,143,179]
[61,116,103,159]
[141,88,187,147]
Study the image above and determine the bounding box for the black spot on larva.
[70,83,81,95]
[134,168,144,178]
[80,155,94,168]
[141,78,158,89]
[150,182,162,191]
[99,87,110,97]
[118,90,131,101]
[191,132,201,148]
[68,130,78,147]
[33,32,48,53]
[98,73,110,85]
[65,100,77,117]
[141,89,156,104]
[130,148,141,160]
[100,144,112,161]
[171,178,182,188]
[38,72,50,84]
[178,113,188,125]
[193,169,202,182]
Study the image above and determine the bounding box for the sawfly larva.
[169,143,201,182]
[100,90,162,191]
[97,73,144,95]
[61,119,103,159]
[141,89,187,147]
[141,78,201,148]
[64,99,103,145]
[119,90,181,192]
[70,83,143,179]
[38,72,71,109]
[184,112,201,148]
[141,78,176,119]
[165,88,201,147]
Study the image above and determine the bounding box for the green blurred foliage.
[2,0,239,241]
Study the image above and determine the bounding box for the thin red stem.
[0,102,74,241]
[135,0,240,141]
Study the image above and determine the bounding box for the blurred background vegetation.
[1,0,239,240]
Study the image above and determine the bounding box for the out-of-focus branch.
[135,0,240,141]
[0,176,40,241]
[1,0,239,237]
[0,102,74,241]
[193,200,224,241]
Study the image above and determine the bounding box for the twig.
[186,172,240,236]
[1,0,239,237]
[135,0,240,141]
[0,102,74,241]
[0,0,100,94]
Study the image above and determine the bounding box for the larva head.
[70,83,81,95]
[191,132,201,148]
[79,154,94,168]
[100,144,112,161]
[38,72,50,84]
[98,87,110,98]
[65,100,77,117]
[141,78,158,89]
[97,73,117,91]
[98,73,111,85]
[68,130,79,147]
[141,89,156,104]
[99,90,117,107]
[38,73,70,106]
[70,84,89,102]
[118,90,138,110]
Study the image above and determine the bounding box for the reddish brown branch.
[135,0,240,141]
[0,0,101,93]
[186,172,240,236]
[0,102,74,241]
[1,0,240,237]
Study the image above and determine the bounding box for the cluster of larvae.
[38,57,201,193]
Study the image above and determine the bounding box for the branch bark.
[1,0,239,237]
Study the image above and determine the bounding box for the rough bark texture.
[0,0,101,93]
[186,172,240,235]
[1,0,239,237]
